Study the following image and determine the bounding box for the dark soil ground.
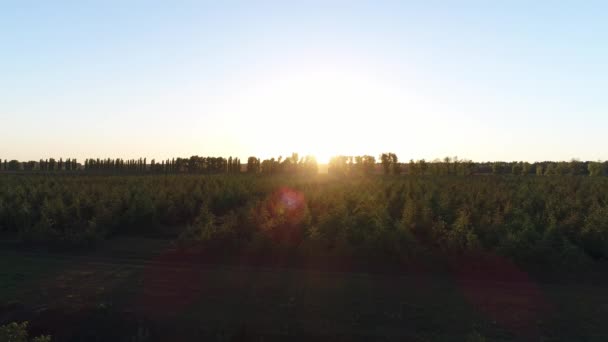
[2,238,608,341]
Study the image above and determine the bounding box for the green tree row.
[2,174,608,265]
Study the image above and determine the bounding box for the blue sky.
[1,1,607,162]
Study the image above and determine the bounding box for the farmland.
[2,173,608,264]
[2,238,608,341]
[2,173,608,341]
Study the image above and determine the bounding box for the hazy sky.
[2,1,607,163]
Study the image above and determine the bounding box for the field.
[2,174,608,341]
[2,238,608,341]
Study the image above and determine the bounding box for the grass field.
[2,238,608,341]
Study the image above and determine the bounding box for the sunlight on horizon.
[2,2,608,162]
[209,62,432,163]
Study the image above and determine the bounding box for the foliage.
[0,322,51,342]
[2,154,607,180]
[465,330,486,342]
[1,173,608,266]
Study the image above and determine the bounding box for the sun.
[255,69,391,160]
[211,61,419,162]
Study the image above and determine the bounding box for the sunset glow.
[2,1,607,162]
[2,2,608,341]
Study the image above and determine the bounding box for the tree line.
[248,153,319,175]
[0,154,607,176]
[328,154,608,177]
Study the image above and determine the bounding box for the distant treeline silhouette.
[0,153,606,176]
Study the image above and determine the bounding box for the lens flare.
[256,187,308,245]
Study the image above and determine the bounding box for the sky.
[1,0,607,163]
